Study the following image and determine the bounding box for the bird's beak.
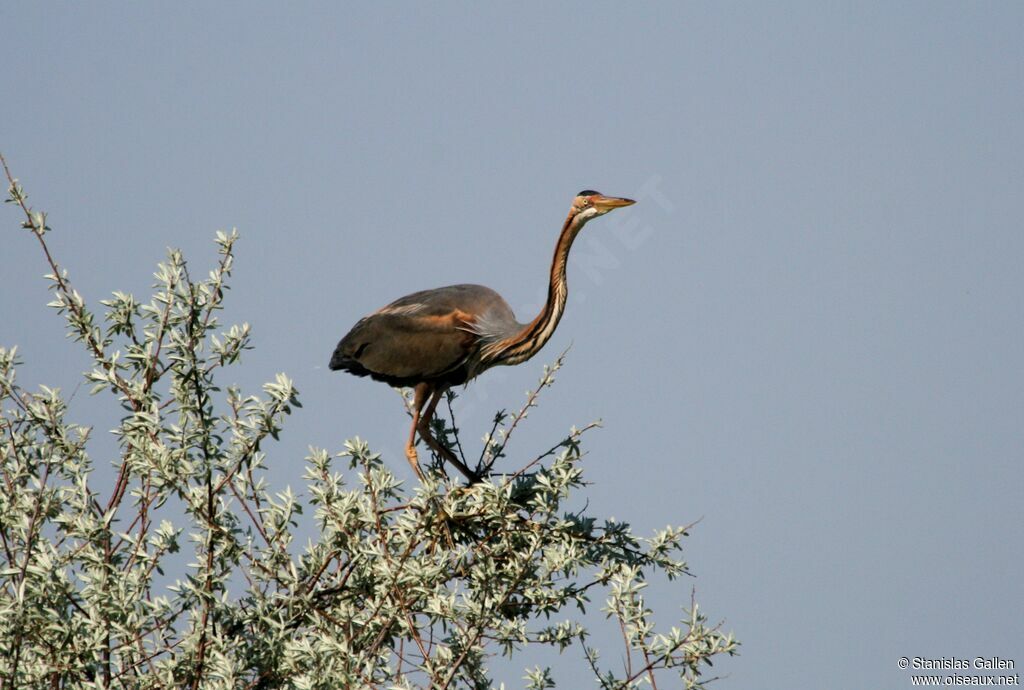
[591,195,636,212]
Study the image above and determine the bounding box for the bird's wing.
[375,285,512,319]
[329,284,521,384]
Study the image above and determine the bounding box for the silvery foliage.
[0,166,736,688]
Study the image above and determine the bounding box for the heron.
[329,190,636,481]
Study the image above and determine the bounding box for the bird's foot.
[404,444,425,481]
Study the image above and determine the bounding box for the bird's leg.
[404,384,429,481]
[419,388,482,483]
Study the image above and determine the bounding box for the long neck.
[493,211,585,365]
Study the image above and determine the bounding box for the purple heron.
[330,190,636,481]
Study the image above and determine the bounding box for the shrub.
[0,156,736,688]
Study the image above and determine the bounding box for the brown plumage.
[330,190,636,481]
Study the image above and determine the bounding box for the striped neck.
[492,210,586,366]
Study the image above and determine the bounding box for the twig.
[443,391,470,472]
[483,346,570,472]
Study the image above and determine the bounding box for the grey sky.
[3,3,1022,688]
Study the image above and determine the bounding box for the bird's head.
[572,190,636,222]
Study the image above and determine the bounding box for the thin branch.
[484,347,570,472]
